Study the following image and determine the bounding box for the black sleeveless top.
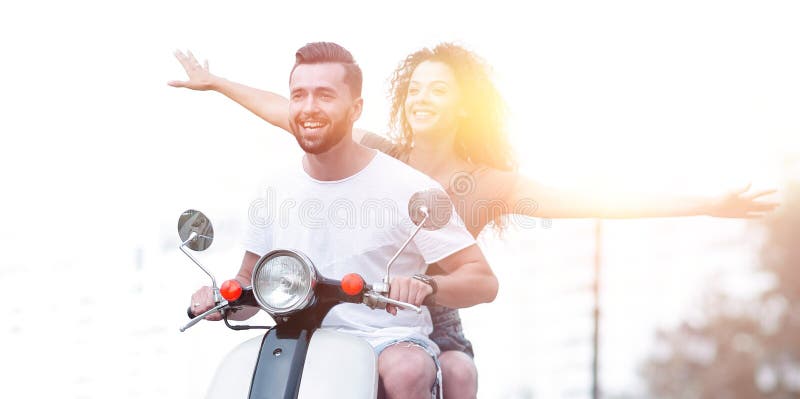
[359,132,519,357]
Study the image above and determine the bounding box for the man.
[186,42,498,399]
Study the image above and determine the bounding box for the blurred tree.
[641,182,800,399]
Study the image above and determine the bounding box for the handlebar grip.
[186,306,195,319]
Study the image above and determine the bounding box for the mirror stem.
[384,211,429,285]
[180,232,219,292]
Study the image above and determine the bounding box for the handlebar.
[181,301,229,332]
[180,279,432,333]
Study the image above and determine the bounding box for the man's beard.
[290,115,350,155]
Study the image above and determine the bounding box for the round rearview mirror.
[177,209,214,251]
[408,189,453,231]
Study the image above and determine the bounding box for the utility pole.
[592,219,602,399]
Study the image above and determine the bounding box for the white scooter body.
[179,192,448,399]
[205,329,378,399]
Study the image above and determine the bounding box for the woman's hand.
[168,49,216,91]
[166,49,293,132]
[707,183,779,218]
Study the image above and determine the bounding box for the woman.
[169,44,777,398]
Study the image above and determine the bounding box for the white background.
[1,1,798,398]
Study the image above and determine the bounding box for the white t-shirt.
[243,150,475,352]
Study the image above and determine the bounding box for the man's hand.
[385,276,433,316]
[189,286,223,321]
[168,49,216,91]
[708,183,779,218]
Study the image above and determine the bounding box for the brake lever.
[180,301,229,332]
[364,292,421,314]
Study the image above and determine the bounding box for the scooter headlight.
[252,249,317,316]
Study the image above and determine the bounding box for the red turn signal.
[341,273,365,296]
[220,279,242,301]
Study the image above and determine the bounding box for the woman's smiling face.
[403,61,464,139]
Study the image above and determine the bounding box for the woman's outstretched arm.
[168,50,292,132]
[494,170,779,219]
[167,50,371,142]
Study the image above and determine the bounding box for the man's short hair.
[291,42,363,98]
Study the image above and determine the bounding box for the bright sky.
[1,1,798,398]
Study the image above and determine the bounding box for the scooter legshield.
[297,329,378,399]
[205,335,263,399]
[204,330,378,399]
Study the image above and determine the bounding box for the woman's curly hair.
[388,43,516,172]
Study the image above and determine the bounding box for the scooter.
[177,189,452,399]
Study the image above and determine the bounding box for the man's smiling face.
[288,63,360,154]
